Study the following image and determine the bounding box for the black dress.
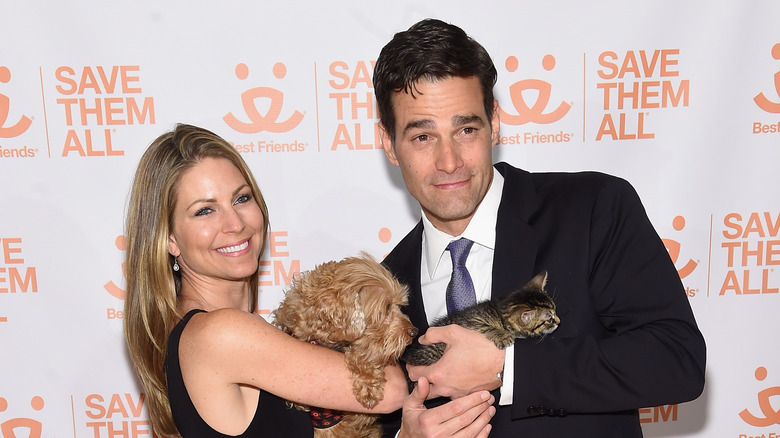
[166,309,314,437]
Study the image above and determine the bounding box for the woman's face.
[167,157,265,287]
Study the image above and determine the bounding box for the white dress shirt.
[419,169,514,405]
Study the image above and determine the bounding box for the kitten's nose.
[408,327,419,338]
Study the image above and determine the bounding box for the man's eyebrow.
[402,119,435,136]
[452,114,485,126]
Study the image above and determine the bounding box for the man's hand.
[399,377,495,438]
[407,325,505,399]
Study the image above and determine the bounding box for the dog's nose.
[408,327,419,338]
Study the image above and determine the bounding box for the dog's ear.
[346,292,367,336]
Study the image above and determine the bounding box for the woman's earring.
[173,258,180,272]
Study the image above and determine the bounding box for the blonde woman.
[122,124,437,436]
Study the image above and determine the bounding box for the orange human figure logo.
[754,43,780,113]
[0,67,32,138]
[0,396,44,438]
[662,215,698,279]
[498,55,571,125]
[224,62,304,133]
[104,235,127,300]
[739,367,780,426]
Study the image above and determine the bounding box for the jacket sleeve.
[510,176,706,418]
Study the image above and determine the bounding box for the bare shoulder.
[176,309,274,433]
[180,308,279,355]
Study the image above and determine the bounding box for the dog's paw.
[352,375,385,409]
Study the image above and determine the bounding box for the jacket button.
[527,406,537,415]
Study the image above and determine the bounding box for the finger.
[436,391,495,435]
[417,326,449,345]
[412,376,430,402]
[454,403,496,438]
[406,363,425,382]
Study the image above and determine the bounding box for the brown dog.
[273,253,417,438]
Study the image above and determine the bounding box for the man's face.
[381,76,499,236]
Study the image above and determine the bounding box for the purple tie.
[446,238,476,314]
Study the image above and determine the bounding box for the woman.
[122,124,408,436]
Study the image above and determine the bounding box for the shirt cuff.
[499,343,515,405]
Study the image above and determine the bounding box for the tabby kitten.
[402,271,560,366]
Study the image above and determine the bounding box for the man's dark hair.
[373,18,498,144]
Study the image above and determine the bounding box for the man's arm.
[509,176,706,417]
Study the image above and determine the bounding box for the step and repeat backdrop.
[1,1,779,437]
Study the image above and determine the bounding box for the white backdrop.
[1,1,779,437]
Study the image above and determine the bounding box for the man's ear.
[379,123,400,167]
[491,99,500,147]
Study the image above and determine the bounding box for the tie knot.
[447,238,473,267]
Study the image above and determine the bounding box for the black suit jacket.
[382,162,706,437]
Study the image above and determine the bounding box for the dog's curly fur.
[272,253,416,438]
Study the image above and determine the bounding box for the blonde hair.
[123,124,269,436]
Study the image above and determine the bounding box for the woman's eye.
[195,207,212,217]
[235,194,252,204]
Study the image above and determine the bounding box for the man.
[374,18,706,437]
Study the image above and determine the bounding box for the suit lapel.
[383,221,430,331]
[491,163,541,299]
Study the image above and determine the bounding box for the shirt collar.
[422,169,504,279]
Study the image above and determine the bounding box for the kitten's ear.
[527,271,548,290]
[521,310,536,326]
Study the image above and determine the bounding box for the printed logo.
[663,216,699,279]
[104,235,127,300]
[739,366,780,428]
[54,65,156,157]
[378,227,394,259]
[0,395,45,437]
[224,62,308,154]
[104,235,127,320]
[497,54,574,145]
[499,55,572,125]
[1,237,38,324]
[0,237,39,296]
[78,392,155,437]
[754,43,780,114]
[661,215,700,298]
[638,404,678,424]
[224,62,304,134]
[718,212,779,295]
[0,67,33,138]
[0,66,38,159]
[257,231,301,315]
[594,49,689,141]
[752,42,780,135]
[328,60,382,151]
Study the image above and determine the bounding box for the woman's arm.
[179,307,409,414]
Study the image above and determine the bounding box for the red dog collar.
[310,407,343,428]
